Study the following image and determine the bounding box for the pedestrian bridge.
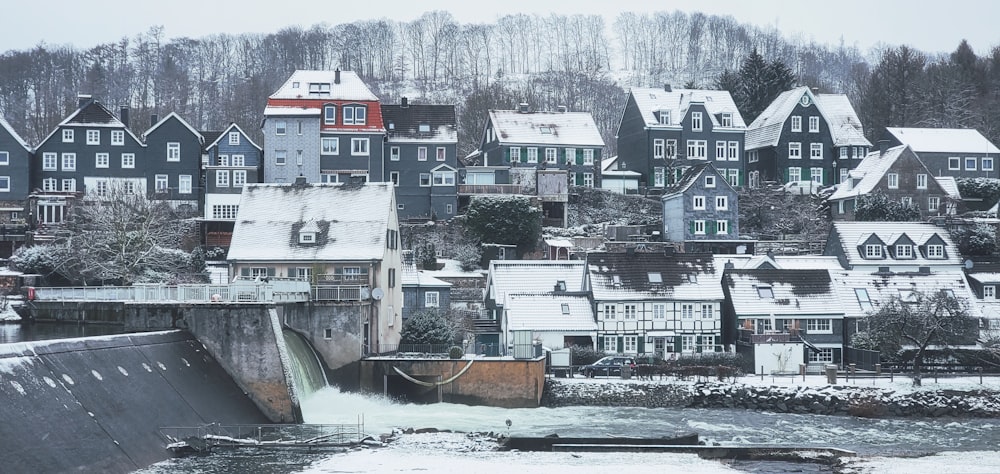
[28,279,371,303]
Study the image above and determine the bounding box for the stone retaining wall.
[542,379,1000,417]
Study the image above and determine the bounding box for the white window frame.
[583,172,594,187]
[228,132,240,145]
[811,167,823,184]
[545,148,557,164]
[966,157,977,171]
[275,121,287,135]
[985,157,995,171]
[351,138,369,156]
[0,176,10,192]
[417,147,427,161]
[809,116,820,133]
[216,170,230,187]
[121,153,135,168]
[324,105,336,125]
[721,113,733,127]
[155,174,169,192]
[681,304,695,319]
[623,304,637,320]
[791,116,802,132]
[806,319,832,334]
[653,139,664,159]
[419,173,431,187]
[623,336,638,353]
[691,112,702,131]
[887,173,899,189]
[665,139,677,159]
[715,141,726,161]
[61,178,76,192]
[424,291,439,308]
[62,129,73,143]
[86,129,100,145]
[432,170,455,186]
[321,137,339,155]
[928,196,940,213]
[652,303,666,319]
[693,196,706,210]
[808,348,834,363]
[603,304,617,320]
[716,220,728,234]
[96,152,109,169]
[896,244,913,258]
[565,147,576,164]
[917,174,927,189]
[810,143,823,159]
[111,130,124,146]
[166,142,181,162]
[716,196,728,210]
[583,149,594,165]
[789,142,802,159]
[694,220,706,235]
[949,157,960,170]
[788,167,801,182]
[61,153,76,171]
[705,175,716,188]
[603,336,618,353]
[687,140,707,159]
[390,146,400,161]
[179,175,192,194]
[527,147,538,163]
[682,335,696,352]
[985,285,996,299]
[510,147,521,163]
[865,244,883,258]
[390,171,399,186]
[232,169,247,187]
[42,177,57,191]
[727,141,739,161]
[839,147,848,159]
[927,244,944,258]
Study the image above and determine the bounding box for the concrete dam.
[0,330,271,473]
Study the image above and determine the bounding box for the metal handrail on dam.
[29,281,314,303]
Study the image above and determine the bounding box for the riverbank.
[541,374,1000,417]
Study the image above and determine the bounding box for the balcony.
[738,328,805,345]
[458,184,527,196]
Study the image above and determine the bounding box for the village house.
[827,144,959,220]
[226,180,403,355]
[0,117,31,257]
[199,123,263,254]
[882,127,1000,180]
[586,250,727,358]
[661,162,741,253]
[745,86,870,190]
[823,221,963,273]
[599,155,641,194]
[400,250,453,322]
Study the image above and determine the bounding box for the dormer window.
[561,303,570,314]
[865,244,883,258]
[555,280,567,292]
[927,244,944,258]
[612,275,622,287]
[308,83,331,96]
[720,113,733,127]
[658,111,670,124]
[895,244,913,258]
[299,232,316,244]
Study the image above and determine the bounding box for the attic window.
[864,244,883,258]
[299,232,316,244]
[855,288,873,311]
[721,112,733,127]
[899,289,918,303]
[308,83,330,96]
[658,111,670,124]
[688,274,698,284]
[561,303,570,314]
[539,126,552,134]
[647,272,662,284]
[612,275,622,286]
[388,122,395,130]
[895,244,913,259]
[757,286,774,298]
[292,81,300,88]
[555,280,567,291]
[419,124,430,133]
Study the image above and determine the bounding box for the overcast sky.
[3,0,998,56]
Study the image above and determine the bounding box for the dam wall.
[0,330,269,474]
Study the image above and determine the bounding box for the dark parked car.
[581,356,636,377]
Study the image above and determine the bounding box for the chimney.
[557,105,567,113]
[518,102,529,113]
[334,69,341,85]
[77,94,92,108]
[120,106,130,129]
[664,84,672,92]
[724,260,735,270]
[401,96,409,108]
[811,87,819,94]
[294,175,308,185]
[150,114,159,127]
[878,139,890,157]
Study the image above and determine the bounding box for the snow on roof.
[504,293,596,332]
[487,260,587,304]
[662,162,733,198]
[543,239,574,248]
[830,269,981,320]
[829,221,962,267]
[935,175,961,198]
[746,86,869,150]
[967,272,1000,284]
[262,106,321,116]
[588,253,724,301]
[885,127,1000,154]
[402,262,452,288]
[488,110,605,147]
[227,182,394,262]
[204,123,262,151]
[829,145,908,200]
[629,87,746,129]
[422,259,486,280]
[724,268,842,316]
[0,117,30,151]
[143,112,203,143]
[269,70,378,101]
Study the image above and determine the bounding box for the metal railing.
[30,281,312,303]
[159,423,366,450]
[457,184,528,195]
[312,285,366,302]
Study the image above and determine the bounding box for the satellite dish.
[371,288,385,300]
[964,259,974,270]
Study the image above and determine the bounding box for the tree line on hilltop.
[1,11,1000,159]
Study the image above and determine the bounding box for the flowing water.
[282,329,329,396]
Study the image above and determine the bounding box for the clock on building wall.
[800,93,812,107]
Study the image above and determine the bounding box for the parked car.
[581,356,636,377]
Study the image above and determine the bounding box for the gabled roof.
[724,268,842,316]
[600,156,641,177]
[487,109,604,147]
[662,162,734,198]
[143,112,203,144]
[504,293,597,332]
[587,252,724,301]
[382,103,457,143]
[0,117,30,151]
[227,182,395,262]
[204,123,262,151]
[487,260,587,305]
[746,86,870,150]
[269,70,378,101]
[884,127,1000,154]
[38,99,144,148]
[831,269,981,320]
[200,131,223,150]
[829,145,911,200]
[401,258,452,288]
[936,176,960,199]
[628,87,746,129]
[828,222,962,267]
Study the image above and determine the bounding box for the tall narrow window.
[167,142,181,161]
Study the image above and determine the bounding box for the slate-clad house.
[963,264,1000,339]
[828,145,958,220]
[201,123,263,250]
[227,181,403,355]
[474,105,604,188]
[0,117,31,216]
[661,162,740,252]
[823,221,962,273]
[745,87,870,189]
[262,70,386,184]
[401,251,452,322]
[883,127,1000,180]
[723,267,846,370]
[142,112,203,212]
[616,85,747,192]
[381,98,458,221]
[31,95,147,228]
[586,251,726,357]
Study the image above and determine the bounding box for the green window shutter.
[784,168,790,182]
[576,173,583,185]
[673,338,682,352]
[617,336,624,352]
[805,168,812,180]
[506,148,510,163]
[240,267,250,277]
[637,337,645,353]
[708,221,716,234]
[597,336,604,350]
[737,169,742,186]
[576,149,583,165]
[689,221,695,234]
[696,336,702,353]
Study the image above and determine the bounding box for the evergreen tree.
[463,195,541,256]
[400,309,459,345]
[853,191,922,222]
[721,48,796,123]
